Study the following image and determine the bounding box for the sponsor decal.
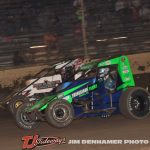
[22,135,66,149]
[124,77,130,81]
[89,84,98,91]
[105,61,111,65]
[72,88,88,98]
[71,84,97,98]
[123,66,128,69]
[57,93,64,99]
[123,70,129,73]
[33,80,60,90]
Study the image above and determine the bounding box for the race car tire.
[15,104,40,130]
[9,95,29,115]
[46,100,74,128]
[119,87,150,119]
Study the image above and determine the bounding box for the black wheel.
[119,87,150,119]
[46,100,74,128]
[9,95,29,114]
[15,104,40,130]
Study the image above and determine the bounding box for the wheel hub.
[55,108,65,119]
[53,104,69,122]
[130,95,148,116]
[132,98,140,110]
[21,112,32,123]
[15,101,23,109]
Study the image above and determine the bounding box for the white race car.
[9,58,84,114]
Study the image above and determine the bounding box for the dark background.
[0,0,149,69]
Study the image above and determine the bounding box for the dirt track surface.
[0,112,150,150]
[134,73,150,91]
[0,73,149,150]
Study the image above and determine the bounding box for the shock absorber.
[109,93,113,108]
[91,92,94,110]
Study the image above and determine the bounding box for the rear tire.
[9,95,29,114]
[15,104,40,130]
[46,100,74,128]
[119,87,150,119]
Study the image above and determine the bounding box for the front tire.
[15,104,40,130]
[119,87,150,119]
[46,100,74,128]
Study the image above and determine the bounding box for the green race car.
[14,56,150,130]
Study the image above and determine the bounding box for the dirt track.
[0,73,149,150]
[1,111,150,150]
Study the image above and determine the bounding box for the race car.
[7,58,84,114]
[14,56,150,130]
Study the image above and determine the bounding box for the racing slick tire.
[15,104,40,130]
[119,87,150,119]
[9,95,29,115]
[46,99,74,128]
